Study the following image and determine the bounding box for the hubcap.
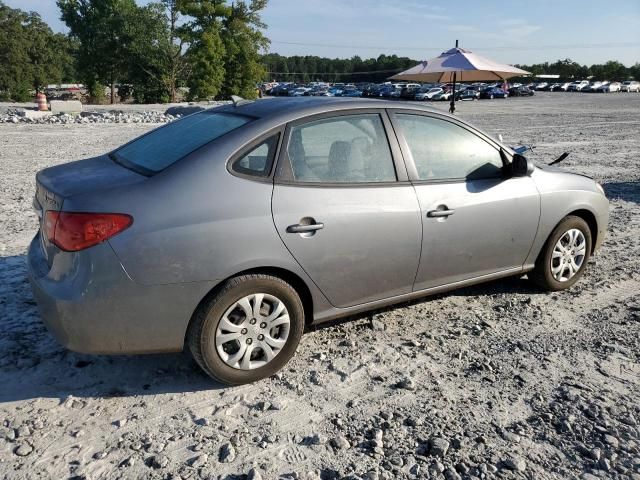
[551,229,587,282]
[215,293,290,370]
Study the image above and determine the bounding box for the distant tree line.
[513,58,640,83]
[262,53,419,83]
[263,54,640,85]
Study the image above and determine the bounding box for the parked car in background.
[389,87,404,99]
[400,84,421,100]
[432,91,452,101]
[480,87,508,99]
[582,81,605,92]
[602,82,622,92]
[415,87,443,100]
[342,86,363,97]
[535,82,549,91]
[591,82,611,93]
[621,81,640,92]
[270,83,295,96]
[289,87,311,97]
[455,89,480,100]
[28,97,609,385]
[567,80,590,91]
[509,86,535,97]
[553,82,572,91]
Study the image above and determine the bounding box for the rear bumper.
[27,234,215,354]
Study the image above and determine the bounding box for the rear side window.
[113,112,250,174]
[287,114,396,183]
[395,114,503,181]
[232,135,279,177]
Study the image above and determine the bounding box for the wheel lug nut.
[241,328,247,335]
[246,338,253,345]
[260,322,267,329]
[250,318,256,325]
[257,334,264,341]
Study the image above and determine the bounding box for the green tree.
[159,0,190,102]
[220,0,269,99]
[125,2,174,103]
[58,0,139,103]
[178,0,229,100]
[0,2,71,100]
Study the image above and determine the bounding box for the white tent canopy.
[390,47,530,83]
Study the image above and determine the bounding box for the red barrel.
[36,92,48,111]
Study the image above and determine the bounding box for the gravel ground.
[0,93,639,480]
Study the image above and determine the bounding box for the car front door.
[389,111,540,291]
[271,111,422,308]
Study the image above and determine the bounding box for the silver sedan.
[28,98,609,385]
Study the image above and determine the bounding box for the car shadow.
[2,251,537,403]
[309,274,540,332]
[0,254,224,404]
[602,181,639,204]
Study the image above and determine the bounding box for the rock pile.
[0,109,179,125]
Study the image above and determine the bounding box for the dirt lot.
[0,93,639,480]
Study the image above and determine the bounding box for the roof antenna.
[230,95,253,107]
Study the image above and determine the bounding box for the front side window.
[287,114,396,183]
[396,114,504,181]
[232,135,279,177]
[113,112,250,174]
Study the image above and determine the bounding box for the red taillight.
[44,211,133,252]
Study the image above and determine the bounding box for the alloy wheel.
[551,229,587,282]
[215,293,290,370]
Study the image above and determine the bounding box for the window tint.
[396,114,504,181]
[287,114,396,183]
[232,135,279,177]
[113,112,250,174]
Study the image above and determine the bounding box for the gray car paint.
[28,97,609,354]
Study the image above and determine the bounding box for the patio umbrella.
[390,41,530,113]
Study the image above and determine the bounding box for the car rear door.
[271,110,422,308]
[388,110,540,291]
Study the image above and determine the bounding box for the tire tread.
[186,274,303,385]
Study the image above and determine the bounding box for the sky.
[6,0,640,66]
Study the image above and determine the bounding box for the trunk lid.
[34,154,146,265]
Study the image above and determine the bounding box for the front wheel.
[529,216,592,291]
[187,274,305,385]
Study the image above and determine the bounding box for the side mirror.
[512,153,534,177]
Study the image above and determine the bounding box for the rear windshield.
[112,111,250,174]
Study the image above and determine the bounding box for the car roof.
[212,97,442,122]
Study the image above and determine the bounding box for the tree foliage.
[263,55,640,85]
[0,1,75,101]
[220,0,269,99]
[262,54,420,83]
[3,0,639,103]
[514,58,637,82]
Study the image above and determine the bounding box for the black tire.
[187,274,305,385]
[529,216,592,291]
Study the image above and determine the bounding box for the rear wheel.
[530,216,592,291]
[187,274,304,385]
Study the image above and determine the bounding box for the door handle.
[286,222,324,233]
[427,209,455,218]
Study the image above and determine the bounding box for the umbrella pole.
[449,39,458,114]
[449,71,456,114]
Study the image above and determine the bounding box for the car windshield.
[112,111,250,174]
